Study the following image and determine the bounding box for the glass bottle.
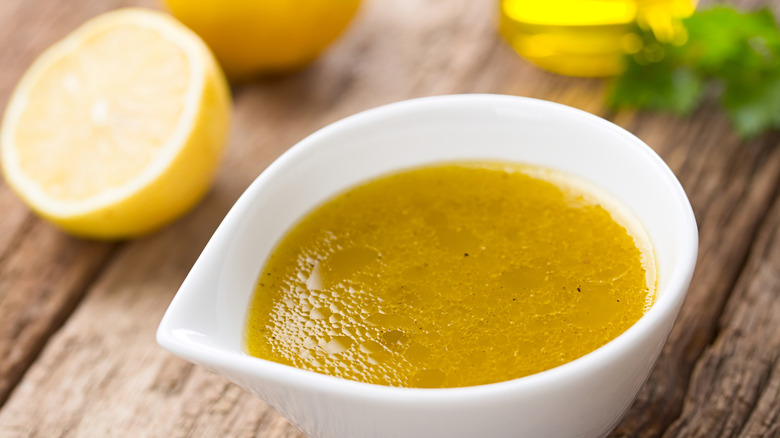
[499,0,696,77]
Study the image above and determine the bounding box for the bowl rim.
[157,93,699,403]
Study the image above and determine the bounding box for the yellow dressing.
[245,162,656,388]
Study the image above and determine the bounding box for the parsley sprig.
[607,6,780,138]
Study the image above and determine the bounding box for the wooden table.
[0,0,778,436]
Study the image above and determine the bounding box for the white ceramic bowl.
[157,94,698,438]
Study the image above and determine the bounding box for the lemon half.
[0,8,231,239]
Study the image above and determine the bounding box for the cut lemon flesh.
[1,9,231,239]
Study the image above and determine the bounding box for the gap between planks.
[663,175,780,438]
[0,238,120,408]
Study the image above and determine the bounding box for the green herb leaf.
[607,60,702,115]
[607,5,780,137]
[722,68,780,137]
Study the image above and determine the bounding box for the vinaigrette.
[245,162,655,388]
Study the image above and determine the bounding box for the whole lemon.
[163,0,361,79]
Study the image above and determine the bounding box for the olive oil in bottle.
[499,0,695,77]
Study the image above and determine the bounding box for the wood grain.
[0,0,777,436]
[665,190,780,437]
[0,224,115,407]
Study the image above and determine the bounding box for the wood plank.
[664,190,780,437]
[0,225,115,406]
